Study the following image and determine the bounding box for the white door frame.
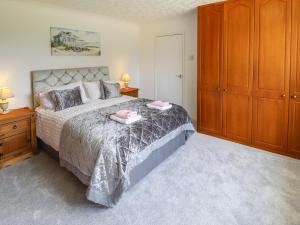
[154,33,185,105]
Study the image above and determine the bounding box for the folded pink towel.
[151,101,170,107]
[115,110,138,119]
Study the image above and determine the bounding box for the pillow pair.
[39,81,88,111]
[39,80,121,112]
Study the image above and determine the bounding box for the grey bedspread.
[59,98,194,207]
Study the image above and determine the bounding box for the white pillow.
[83,81,101,100]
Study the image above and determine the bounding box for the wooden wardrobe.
[197,0,300,159]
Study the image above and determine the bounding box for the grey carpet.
[1,133,300,225]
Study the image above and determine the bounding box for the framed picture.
[50,27,101,56]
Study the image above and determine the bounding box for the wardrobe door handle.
[291,95,297,99]
[281,94,286,98]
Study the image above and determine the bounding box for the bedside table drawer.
[0,108,36,168]
[120,87,139,98]
[0,119,30,139]
[125,90,138,97]
[0,132,31,159]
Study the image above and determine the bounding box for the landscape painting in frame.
[50,27,101,56]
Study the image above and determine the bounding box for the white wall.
[139,11,198,121]
[0,0,140,108]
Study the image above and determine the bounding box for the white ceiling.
[21,0,222,23]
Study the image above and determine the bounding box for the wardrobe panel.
[223,93,251,142]
[288,102,300,153]
[199,5,223,91]
[256,0,287,91]
[200,17,221,89]
[253,0,290,151]
[223,0,254,143]
[288,0,300,154]
[225,0,252,89]
[198,4,223,134]
[254,98,286,149]
[200,90,222,134]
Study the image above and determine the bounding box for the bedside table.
[120,87,139,97]
[0,108,37,168]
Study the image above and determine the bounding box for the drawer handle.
[0,143,3,147]
[0,153,3,157]
[12,125,17,129]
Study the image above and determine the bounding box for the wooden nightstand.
[0,108,37,169]
[120,87,139,97]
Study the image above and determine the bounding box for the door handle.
[223,88,228,92]
[281,94,286,98]
[291,95,297,99]
[176,74,183,79]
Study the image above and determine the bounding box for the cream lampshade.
[121,73,131,88]
[0,87,14,114]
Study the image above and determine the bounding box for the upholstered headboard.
[31,66,109,107]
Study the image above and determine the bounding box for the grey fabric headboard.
[31,66,109,107]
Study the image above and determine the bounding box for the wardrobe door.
[198,4,223,134]
[288,0,300,155]
[223,0,254,143]
[253,0,291,151]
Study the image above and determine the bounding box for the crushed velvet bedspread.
[59,98,194,207]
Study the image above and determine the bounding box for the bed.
[32,66,195,207]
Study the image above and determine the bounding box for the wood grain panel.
[223,0,254,143]
[199,5,223,90]
[288,101,300,153]
[288,0,300,155]
[256,0,288,91]
[0,119,30,139]
[0,132,31,157]
[223,93,252,142]
[254,98,286,150]
[200,90,222,134]
[198,4,223,134]
[224,0,253,90]
[253,0,291,151]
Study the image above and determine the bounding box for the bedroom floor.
[1,133,300,225]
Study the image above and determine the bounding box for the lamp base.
[0,109,10,114]
[0,101,9,114]
[124,82,129,88]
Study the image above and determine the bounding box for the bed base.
[37,131,186,188]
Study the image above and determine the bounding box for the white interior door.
[155,34,183,105]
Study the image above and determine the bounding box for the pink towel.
[151,101,170,107]
[115,110,138,119]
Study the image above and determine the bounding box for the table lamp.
[121,73,131,88]
[0,87,14,114]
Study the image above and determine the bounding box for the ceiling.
[21,0,222,23]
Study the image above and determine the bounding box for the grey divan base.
[37,131,186,191]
